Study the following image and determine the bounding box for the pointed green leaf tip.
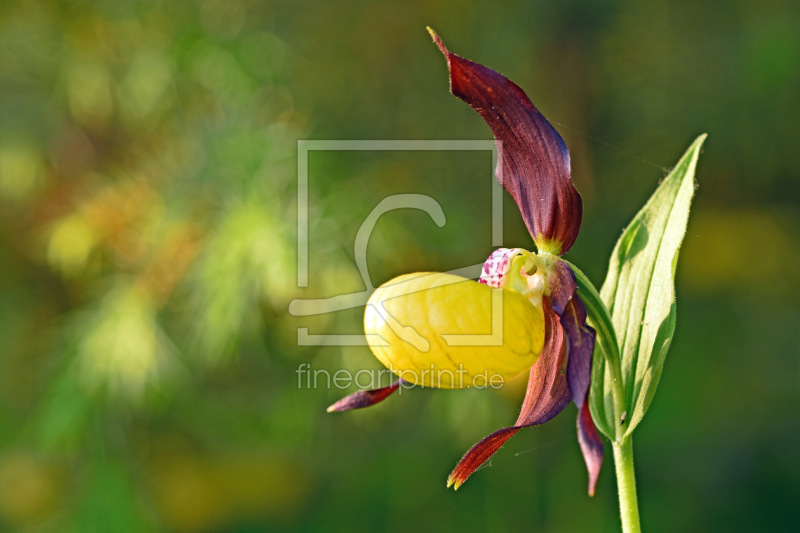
[590,134,706,439]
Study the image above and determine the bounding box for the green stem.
[613,436,642,533]
[604,341,628,439]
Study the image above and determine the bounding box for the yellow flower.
[328,30,604,496]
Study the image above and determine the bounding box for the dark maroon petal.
[563,296,596,407]
[546,258,578,316]
[447,299,571,489]
[447,427,520,490]
[562,293,604,496]
[429,29,583,254]
[326,379,404,412]
[515,298,572,426]
[578,401,604,497]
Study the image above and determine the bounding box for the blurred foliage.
[0,0,798,532]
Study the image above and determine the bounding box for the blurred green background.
[0,0,798,531]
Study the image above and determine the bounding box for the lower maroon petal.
[563,295,596,406]
[577,401,604,497]
[447,299,571,489]
[326,379,404,412]
[447,427,521,490]
[562,293,604,496]
[516,298,571,426]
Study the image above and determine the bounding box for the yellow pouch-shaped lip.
[364,272,544,389]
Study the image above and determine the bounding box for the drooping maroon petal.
[562,294,604,496]
[515,298,572,426]
[447,298,570,489]
[577,401,604,496]
[563,296,595,407]
[447,427,520,490]
[326,379,404,412]
[429,29,583,254]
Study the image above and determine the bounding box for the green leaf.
[590,134,706,438]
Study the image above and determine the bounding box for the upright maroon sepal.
[429,29,583,254]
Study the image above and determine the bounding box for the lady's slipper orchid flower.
[328,29,604,496]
